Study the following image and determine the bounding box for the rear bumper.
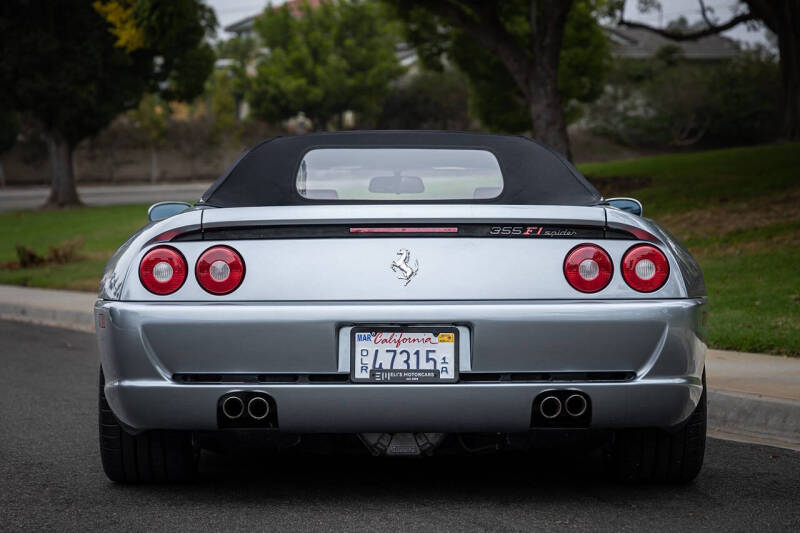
[95,299,707,432]
[107,380,701,433]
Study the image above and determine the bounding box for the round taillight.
[563,244,613,293]
[139,246,187,295]
[195,246,245,295]
[622,244,669,292]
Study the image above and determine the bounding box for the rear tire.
[606,370,706,483]
[98,368,197,483]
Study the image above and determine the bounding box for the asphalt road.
[1,320,799,532]
[0,183,209,211]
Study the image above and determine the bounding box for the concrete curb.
[708,390,800,450]
[0,286,95,332]
[0,309,94,333]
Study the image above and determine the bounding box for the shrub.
[10,238,85,269]
[377,70,473,130]
[586,48,781,148]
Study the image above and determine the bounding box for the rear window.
[295,148,504,201]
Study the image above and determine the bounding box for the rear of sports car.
[95,132,707,483]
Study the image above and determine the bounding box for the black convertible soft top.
[200,131,602,207]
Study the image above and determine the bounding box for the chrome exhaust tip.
[221,396,245,419]
[564,394,588,417]
[539,396,562,419]
[247,396,270,420]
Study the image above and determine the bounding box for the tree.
[0,109,17,188]
[377,70,473,130]
[403,0,609,136]
[613,0,800,139]
[207,69,243,161]
[586,47,781,147]
[0,0,216,207]
[169,100,215,180]
[215,36,259,122]
[129,94,168,183]
[393,0,609,159]
[249,0,403,130]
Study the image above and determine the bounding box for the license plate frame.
[350,326,459,383]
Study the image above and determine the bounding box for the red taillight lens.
[195,246,245,295]
[564,244,613,293]
[139,246,187,295]
[622,244,669,292]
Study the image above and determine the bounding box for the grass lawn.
[1,141,798,354]
[580,142,800,356]
[0,204,150,291]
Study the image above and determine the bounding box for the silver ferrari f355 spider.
[95,131,707,483]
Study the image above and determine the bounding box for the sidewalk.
[0,285,95,332]
[1,284,798,450]
[707,350,800,449]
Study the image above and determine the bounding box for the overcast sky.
[206,0,770,47]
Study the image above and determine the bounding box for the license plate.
[351,327,458,383]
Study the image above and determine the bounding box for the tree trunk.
[745,0,800,138]
[526,0,573,160]
[0,157,5,188]
[190,153,196,180]
[777,4,800,138]
[44,131,81,207]
[150,143,159,183]
[108,143,116,183]
[312,117,328,132]
[527,65,571,160]
[234,95,243,123]
[483,0,573,159]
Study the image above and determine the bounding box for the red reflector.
[622,244,669,292]
[139,246,187,295]
[349,227,458,234]
[563,244,613,293]
[195,246,245,295]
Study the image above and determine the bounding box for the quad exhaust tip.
[221,395,245,419]
[564,394,588,417]
[247,396,270,420]
[539,395,562,419]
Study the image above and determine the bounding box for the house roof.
[605,26,740,60]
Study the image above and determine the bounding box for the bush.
[586,48,781,148]
[377,70,473,130]
[10,238,85,269]
[704,51,782,146]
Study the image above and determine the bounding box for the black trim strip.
[459,371,635,382]
[171,224,637,241]
[174,371,635,384]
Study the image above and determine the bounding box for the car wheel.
[606,370,706,483]
[98,368,197,483]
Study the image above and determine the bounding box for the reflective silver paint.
[96,203,707,434]
[95,298,706,431]
[118,238,687,301]
[201,204,607,229]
